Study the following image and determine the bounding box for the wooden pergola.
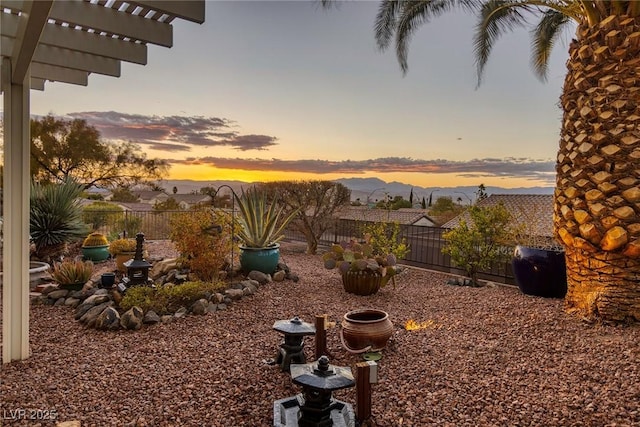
[0,0,205,363]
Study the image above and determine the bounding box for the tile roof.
[334,206,435,225]
[441,194,555,237]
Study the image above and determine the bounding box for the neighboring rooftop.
[335,206,436,226]
[441,194,554,238]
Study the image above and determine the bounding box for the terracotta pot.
[340,309,393,353]
[341,270,382,296]
[115,252,136,272]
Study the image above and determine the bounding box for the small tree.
[153,197,182,211]
[111,187,139,203]
[442,204,515,286]
[259,180,351,254]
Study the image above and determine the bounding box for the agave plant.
[51,259,94,286]
[233,187,298,248]
[30,178,88,260]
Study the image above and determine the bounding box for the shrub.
[30,178,88,260]
[362,221,410,260]
[82,201,123,230]
[108,238,137,255]
[83,232,108,247]
[120,281,226,314]
[51,259,94,285]
[169,210,235,281]
[116,214,143,238]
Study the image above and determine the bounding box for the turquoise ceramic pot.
[81,245,110,262]
[239,243,280,274]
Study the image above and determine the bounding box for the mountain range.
[158,177,553,204]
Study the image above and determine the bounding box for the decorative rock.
[223,296,232,305]
[39,284,60,295]
[95,307,121,330]
[286,272,300,282]
[247,270,269,285]
[243,282,258,295]
[48,289,69,300]
[217,303,227,311]
[191,298,208,315]
[120,306,144,330]
[160,315,174,323]
[79,302,112,325]
[75,302,96,320]
[150,258,178,279]
[54,298,66,306]
[143,310,161,324]
[273,270,286,282]
[64,297,81,308]
[242,286,253,296]
[213,293,224,303]
[94,288,110,296]
[225,288,244,300]
[230,282,244,290]
[174,307,188,318]
[83,293,111,306]
[206,302,218,313]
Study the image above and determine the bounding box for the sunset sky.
[26,1,573,189]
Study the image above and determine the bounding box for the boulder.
[174,307,188,318]
[191,299,208,315]
[47,289,69,300]
[95,307,121,330]
[150,258,178,279]
[64,297,81,308]
[273,270,286,282]
[79,302,112,325]
[83,293,111,306]
[120,306,144,330]
[225,288,244,301]
[247,270,269,285]
[143,310,161,324]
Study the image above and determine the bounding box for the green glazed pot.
[239,243,280,274]
[81,245,110,262]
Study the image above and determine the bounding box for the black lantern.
[273,316,316,372]
[123,232,152,286]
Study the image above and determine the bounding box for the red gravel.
[1,242,640,426]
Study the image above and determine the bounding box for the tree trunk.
[555,17,640,322]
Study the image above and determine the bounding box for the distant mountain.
[160,178,554,203]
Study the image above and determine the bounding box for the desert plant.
[82,232,108,247]
[442,204,516,286]
[82,201,124,230]
[169,209,235,281]
[120,280,226,314]
[29,178,88,260]
[108,238,137,255]
[233,187,298,248]
[51,259,94,286]
[323,239,400,288]
[363,221,410,261]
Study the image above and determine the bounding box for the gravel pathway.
[2,244,640,426]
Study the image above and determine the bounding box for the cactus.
[82,232,108,247]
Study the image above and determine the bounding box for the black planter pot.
[512,245,567,298]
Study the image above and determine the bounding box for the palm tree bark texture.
[555,15,640,322]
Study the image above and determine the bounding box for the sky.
[26,1,573,189]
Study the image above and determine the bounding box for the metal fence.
[84,210,515,285]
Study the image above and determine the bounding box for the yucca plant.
[51,259,94,287]
[30,178,88,260]
[233,187,298,248]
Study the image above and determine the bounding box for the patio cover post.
[2,57,32,363]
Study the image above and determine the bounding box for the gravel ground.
[2,242,640,426]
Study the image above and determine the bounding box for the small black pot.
[101,272,116,289]
[512,245,567,298]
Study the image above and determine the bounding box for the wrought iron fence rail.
[84,210,515,285]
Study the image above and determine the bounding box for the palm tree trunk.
[555,16,640,321]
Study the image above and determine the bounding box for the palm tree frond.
[531,9,570,81]
[374,0,403,50]
[473,0,531,86]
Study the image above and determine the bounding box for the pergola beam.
[131,1,205,24]
[8,0,53,84]
[1,13,148,65]
[31,62,88,86]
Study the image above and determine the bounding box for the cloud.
[171,156,556,182]
[64,111,278,152]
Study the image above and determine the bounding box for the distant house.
[441,194,558,246]
[335,206,436,226]
[170,194,212,210]
[132,190,169,205]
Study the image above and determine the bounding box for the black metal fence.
[84,210,515,285]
